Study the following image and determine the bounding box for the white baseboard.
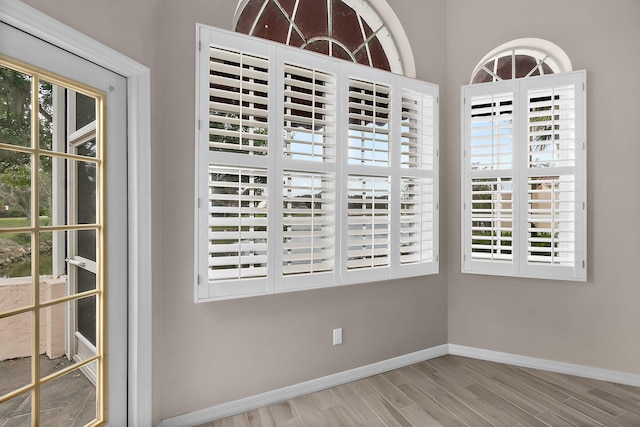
[448,344,640,388]
[158,344,448,427]
[159,343,640,426]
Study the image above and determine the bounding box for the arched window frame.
[470,38,573,84]
[233,0,416,77]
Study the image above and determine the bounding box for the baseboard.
[159,343,640,426]
[158,344,447,427]
[448,344,640,387]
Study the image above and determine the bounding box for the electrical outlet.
[333,328,343,345]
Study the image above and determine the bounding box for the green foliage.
[0,65,53,218]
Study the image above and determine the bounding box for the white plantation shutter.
[462,71,586,281]
[196,26,439,301]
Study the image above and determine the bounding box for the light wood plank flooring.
[199,355,640,427]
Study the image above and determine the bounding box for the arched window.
[470,38,572,84]
[233,0,414,76]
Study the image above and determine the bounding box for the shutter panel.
[347,175,390,269]
[283,64,336,162]
[400,177,434,264]
[527,176,575,265]
[209,46,269,155]
[527,84,576,168]
[525,80,579,268]
[282,171,335,275]
[470,177,513,261]
[348,79,391,166]
[401,90,435,169]
[469,92,514,171]
[208,167,268,281]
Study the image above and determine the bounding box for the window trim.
[195,25,438,302]
[461,70,587,281]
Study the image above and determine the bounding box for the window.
[470,38,572,84]
[461,70,586,281]
[234,0,415,76]
[195,26,438,301]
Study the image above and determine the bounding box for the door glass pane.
[75,92,96,130]
[0,149,31,226]
[77,274,96,347]
[76,156,97,225]
[39,364,96,426]
[0,390,31,426]
[77,230,96,262]
[38,79,54,151]
[0,312,32,389]
[0,232,31,280]
[0,65,31,148]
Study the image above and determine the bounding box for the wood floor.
[199,355,640,427]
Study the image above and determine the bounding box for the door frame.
[0,1,152,425]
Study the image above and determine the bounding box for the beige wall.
[21,0,447,423]
[17,0,640,424]
[445,0,640,375]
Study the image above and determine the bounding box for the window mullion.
[514,78,528,277]
[270,48,284,293]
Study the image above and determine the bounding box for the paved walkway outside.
[0,355,95,427]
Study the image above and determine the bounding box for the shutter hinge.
[437,96,439,104]
[582,82,585,91]
[198,119,201,130]
[198,198,201,208]
[463,254,466,261]
[436,149,439,157]
[197,275,201,285]
[199,41,202,51]
[463,97,466,105]
[436,255,439,262]
[582,260,585,269]
[436,202,439,210]
[583,141,586,150]
[583,201,585,210]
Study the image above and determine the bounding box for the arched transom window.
[234,0,410,75]
[471,38,573,84]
